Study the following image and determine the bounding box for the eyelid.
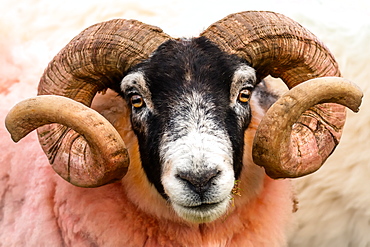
[125,87,139,96]
[241,85,254,91]
[125,88,142,102]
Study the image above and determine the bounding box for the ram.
[1,11,362,246]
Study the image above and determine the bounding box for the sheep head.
[5,11,362,223]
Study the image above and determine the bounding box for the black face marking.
[119,37,257,198]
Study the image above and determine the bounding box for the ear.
[252,78,283,113]
[91,89,133,138]
[246,78,281,144]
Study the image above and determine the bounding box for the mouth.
[183,202,221,211]
[172,197,231,223]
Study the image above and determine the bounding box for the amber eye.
[130,94,144,108]
[238,89,251,103]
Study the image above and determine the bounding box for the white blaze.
[160,91,235,223]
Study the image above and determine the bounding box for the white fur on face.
[160,91,235,223]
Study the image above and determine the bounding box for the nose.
[177,169,220,195]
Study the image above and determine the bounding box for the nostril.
[176,169,220,195]
[177,170,219,185]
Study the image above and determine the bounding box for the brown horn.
[7,19,171,187]
[252,77,362,178]
[5,95,128,187]
[201,11,363,178]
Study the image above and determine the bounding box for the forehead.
[138,37,245,99]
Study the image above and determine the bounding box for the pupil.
[131,95,142,106]
[240,92,249,99]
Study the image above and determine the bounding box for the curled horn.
[201,11,363,178]
[6,19,171,187]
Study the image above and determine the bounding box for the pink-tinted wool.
[0,139,293,246]
[0,41,294,247]
[0,132,294,246]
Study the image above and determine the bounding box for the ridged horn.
[253,77,362,178]
[7,19,171,187]
[5,95,128,187]
[201,11,363,178]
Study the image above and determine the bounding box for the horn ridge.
[201,11,340,87]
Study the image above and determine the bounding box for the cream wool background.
[1,0,369,246]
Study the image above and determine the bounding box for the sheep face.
[120,37,257,223]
